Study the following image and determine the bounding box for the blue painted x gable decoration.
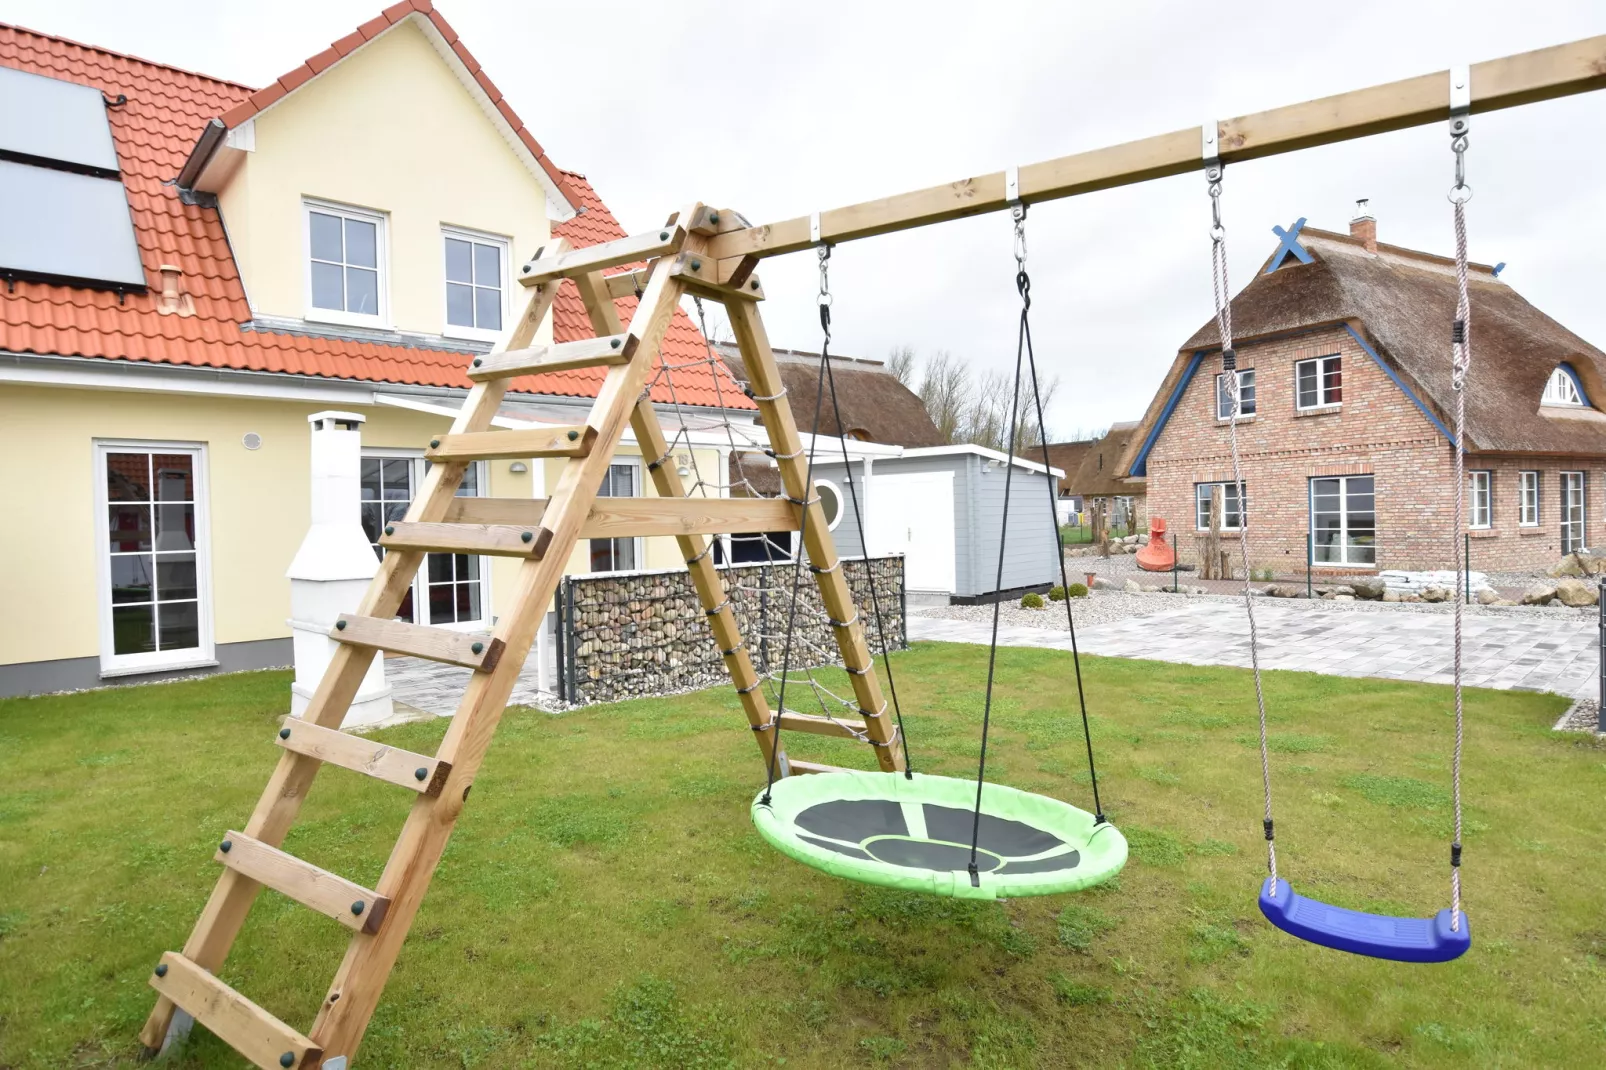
[1265,217,1314,273]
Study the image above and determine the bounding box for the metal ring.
[1447,184,1474,205]
[720,641,746,657]
[737,681,762,695]
[705,599,731,617]
[808,561,841,575]
[828,613,859,628]
[750,389,787,402]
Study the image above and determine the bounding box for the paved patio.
[910,601,1601,698]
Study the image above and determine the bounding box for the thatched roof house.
[1041,440,1095,496]
[1068,422,1142,500]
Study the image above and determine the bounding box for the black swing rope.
[968,203,1105,886]
[761,244,915,804]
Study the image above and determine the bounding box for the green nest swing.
[748,232,1123,900]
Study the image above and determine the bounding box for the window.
[1296,354,1343,409]
[1310,475,1375,566]
[1519,470,1540,527]
[1195,482,1246,531]
[590,462,639,572]
[1561,472,1586,554]
[1542,365,1586,406]
[816,479,844,531]
[1215,369,1256,419]
[1467,471,1492,529]
[360,455,489,627]
[443,228,506,338]
[306,200,385,325]
[96,443,211,674]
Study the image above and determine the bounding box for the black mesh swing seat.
[753,770,1127,899]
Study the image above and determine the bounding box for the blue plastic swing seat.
[1258,878,1470,963]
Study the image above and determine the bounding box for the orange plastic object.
[1135,517,1175,572]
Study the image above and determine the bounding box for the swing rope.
[1206,165,1279,890]
[1447,114,1472,929]
[968,202,1106,885]
[760,244,915,804]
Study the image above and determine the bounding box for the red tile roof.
[0,9,751,411]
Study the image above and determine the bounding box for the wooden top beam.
[705,34,1606,262]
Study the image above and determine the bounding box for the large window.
[1561,471,1586,554]
[96,443,211,674]
[443,228,506,339]
[1310,475,1375,566]
[306,199,385,325]
[1519,470,1540,527]
[1215,369,1256,419]
[590,462,640,572]
[1194,481,1246,531]
[360,455,489,627]
[1468,470,1492,529]
[1296,355,1343,409]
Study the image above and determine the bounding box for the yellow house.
[0,3,756,698]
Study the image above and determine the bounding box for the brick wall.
[1143,323,1606,575]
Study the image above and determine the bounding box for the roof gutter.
[175,118,226,193]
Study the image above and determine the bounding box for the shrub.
[1020,592,1046,609]
[1049,585,1067,601]
[1066,582,1089,598]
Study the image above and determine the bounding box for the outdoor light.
[509,461,528,473]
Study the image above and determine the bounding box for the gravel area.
[914,587,1597,633]
[1555,698,1606,734]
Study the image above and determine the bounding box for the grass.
[1,644,1603,1068]
[1059,524,1130,546]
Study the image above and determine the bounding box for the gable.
[213,17,554,337]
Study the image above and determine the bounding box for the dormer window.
[1542,364,1588,407]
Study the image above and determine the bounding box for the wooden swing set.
[140,33,1606,1068]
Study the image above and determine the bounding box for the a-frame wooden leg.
[725,299,905,772]
[137,254,571,1055]
[303,219,709,1062]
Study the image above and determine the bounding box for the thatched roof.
[1041,440,1095,494]
[1068,422,1141,498]
[1168,226,1606,456]
[719,343,943,496]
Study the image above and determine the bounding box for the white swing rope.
[1448,117,1472,930]
[1207,167,1279,891]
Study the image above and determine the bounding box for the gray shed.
[809,444,1064,603]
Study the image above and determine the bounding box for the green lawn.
[2,645,1603,1068]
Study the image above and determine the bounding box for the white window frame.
[1295,354,1343,410]
[361,449,492,631]
[1214,368,1256,420]
[815,477,846,531]
[587,458,645,575]
[1561,471,1586,554]
[1542,366,1586,407]
[1468,470,1492,529]
[1309,475,1376,568]
[93,440,215,677]
[1194,481,1246,531]
[441,224,510,343]
[1519,470,1540,527]
[304,198,389,329]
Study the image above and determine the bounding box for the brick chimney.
[1350,199,1377,254]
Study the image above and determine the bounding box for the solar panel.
[0,159,145,289]
[0,65,120,175]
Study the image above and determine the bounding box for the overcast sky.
[15,1,1606,440]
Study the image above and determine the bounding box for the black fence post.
[759,564,770,675]
[1306,533,1312,599]
[1464,532,1472,605]
[563,576,578,705]
[551,588,565,704]
[1598,575,1605,731]
[899,555,908,650]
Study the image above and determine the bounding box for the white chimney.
[1350,198,1377,254]
[286,411,392,728]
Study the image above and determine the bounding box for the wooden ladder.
[139,204,904,1069]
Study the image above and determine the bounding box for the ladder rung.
[147,952,320,1070]
[517,225,685,286]
[778,712,864,739]
[275,718,453,796]
[425,426,595,461]
[787,759,851,776]
[444,495,801,538]
[467,333,636,382]
[331,614,504,672]
[380,521,550,558]
[213,832,390,935]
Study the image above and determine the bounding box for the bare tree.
[917,350,971,444]
[885,344,916,386]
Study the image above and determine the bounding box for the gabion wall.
[556,556,906,704]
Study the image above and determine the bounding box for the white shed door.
[867,472,956,592]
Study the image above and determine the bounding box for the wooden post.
[1203,486,1224,581]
